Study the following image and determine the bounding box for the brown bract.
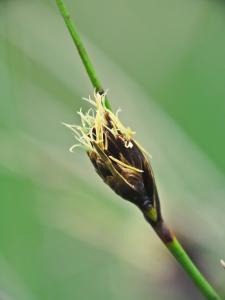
[63,92,161,223]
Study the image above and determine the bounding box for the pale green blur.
[0,0,225,299]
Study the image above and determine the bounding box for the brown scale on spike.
[63,92,162,224]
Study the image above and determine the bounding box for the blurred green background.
[0,0,225,299]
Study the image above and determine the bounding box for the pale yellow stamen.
[69,144,80,152]
[63,92,151,160]
[109,155,143,173]
[125,141,133,148]
[104,133,108,150]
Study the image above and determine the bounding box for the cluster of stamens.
[63,91,143,173]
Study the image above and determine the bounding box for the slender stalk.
[55,1,221,299]
[153,221,221,300]
[168,238,220,300]
[55,0,111,110]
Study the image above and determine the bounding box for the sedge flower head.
[63,91,161,223]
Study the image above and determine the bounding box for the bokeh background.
[0,0,225,299]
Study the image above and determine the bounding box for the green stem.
[55,2,221,299]
[167,238,221,300]
[55,0,111,110]
[154,222,221,300]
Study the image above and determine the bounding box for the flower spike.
[63,92,161,224]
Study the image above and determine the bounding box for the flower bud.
[63,92,161,224]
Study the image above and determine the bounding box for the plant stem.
[55,2,221,299]
[154,221,221,300]
[55,0,111,110]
